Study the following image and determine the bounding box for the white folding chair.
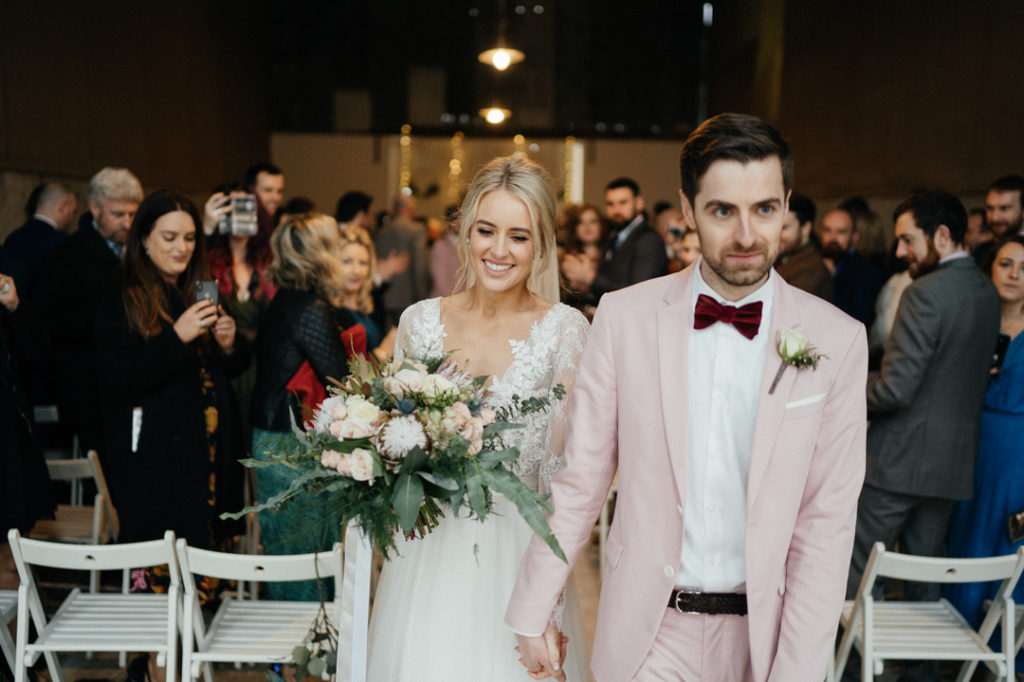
[29,450,120,593]
[7,529,179,682]
[177,539,345,682]
[834,542,1024,681]
[0,589,17,675]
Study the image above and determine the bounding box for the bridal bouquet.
[226,354,566,561]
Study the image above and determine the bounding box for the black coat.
[35,214,121,451]
[251,288,354,433]
[0,298,55,533]
[94,283,250,547]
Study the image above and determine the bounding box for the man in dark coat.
[562,177,668,304]
[3,182,77,299]
[35,167,142,454]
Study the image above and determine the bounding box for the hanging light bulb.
[477,0,524,71]
[478,46,524,71]
[479,107,511,124]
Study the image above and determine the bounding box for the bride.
[367,156,591,681]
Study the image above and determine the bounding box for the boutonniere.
[769,328,826,394]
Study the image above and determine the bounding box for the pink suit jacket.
[506,267,867,681]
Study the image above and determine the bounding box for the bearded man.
[843,190,1001,681]
[509,113,868,682]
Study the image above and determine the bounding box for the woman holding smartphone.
[95,190,250,558]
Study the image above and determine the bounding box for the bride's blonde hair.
[455,156,560,302]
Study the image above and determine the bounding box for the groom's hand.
[515,624,568,681]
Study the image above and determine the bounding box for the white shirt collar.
[939,250,968,265]
[32,213,58,229]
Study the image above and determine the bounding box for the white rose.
[346,396,382,423]
[383,377,406,399]
[347,448,376,483]
[421,374,456,399]
[778,328,810,359]
[336,419,378,439]
[393,368,427,394]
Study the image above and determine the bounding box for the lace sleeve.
[539,307,589,627]
[392,298,444,364]
[538,307,589,497]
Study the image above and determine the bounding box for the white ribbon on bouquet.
[336,520,372,682]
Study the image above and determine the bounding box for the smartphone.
[993,332,1011,371]
[195,280,219,307]
[217,193,258,236]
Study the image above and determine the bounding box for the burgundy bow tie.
[693,294,763,340]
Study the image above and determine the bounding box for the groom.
[508,113,867,681]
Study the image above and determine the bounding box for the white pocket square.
[785,392,826,409]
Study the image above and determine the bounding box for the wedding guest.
[670,225,702,269]
[245,162,285,217]
[95,189,249,551]
[562,203,608,266]
[338,224,396,358]
[429,206,461,298]
[0,270,55,589]
[3,183,76,298]
[206,184,277,447]
[36,167,142,456]
[374,194,430,328]
[249,213,362,600]
[946,235,1024,643]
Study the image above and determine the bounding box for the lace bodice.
[395,298,588,495]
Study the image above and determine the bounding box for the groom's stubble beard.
[702,236,779,290]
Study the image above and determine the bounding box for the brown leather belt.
[668,589,748,616]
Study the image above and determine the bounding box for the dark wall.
[709,0,1024,197]
[0,1,270,191]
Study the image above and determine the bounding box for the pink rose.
[347,448,376,484]
[320,450,343,470]
[478,406,496,424]
[329,401,348,420]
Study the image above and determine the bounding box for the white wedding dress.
[367,298,592,681]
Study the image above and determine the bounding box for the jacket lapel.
[658,268,694,504]
[746,273,803,511]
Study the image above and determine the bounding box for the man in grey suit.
[845,190,1001,681]
[373,194,430,328]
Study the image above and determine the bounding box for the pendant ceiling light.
[477,0,524,71]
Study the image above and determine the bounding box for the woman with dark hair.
[94,190,250,555]
[947,234,1024,649]
[250,212,363,600]
[560,203,608,317]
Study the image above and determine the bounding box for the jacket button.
[664,565,675,577]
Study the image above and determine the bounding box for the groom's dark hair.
[679,113,793,204]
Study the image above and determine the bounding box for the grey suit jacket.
[373,215,430,325]
[865,256,1000,499]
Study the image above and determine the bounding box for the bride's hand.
[515,625,567,681]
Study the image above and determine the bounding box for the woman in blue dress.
[948,235,1024,632]
[338,225,396,358]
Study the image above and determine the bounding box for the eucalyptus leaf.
[392,474,425,535]
[483,421,525,436]
[417,471,459,491]
[399,446,428,474]
[264,670,278,682]
[466,474,487,520]
[484,468,565,562]
[476,447,519,465]
[294,665,307,681]
[291,646,311,666]
[308,657,326,678]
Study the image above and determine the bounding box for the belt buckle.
[673,589,703,615]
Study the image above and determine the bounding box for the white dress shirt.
[677,262,774,592]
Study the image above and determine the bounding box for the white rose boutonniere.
[769,328,826,394]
